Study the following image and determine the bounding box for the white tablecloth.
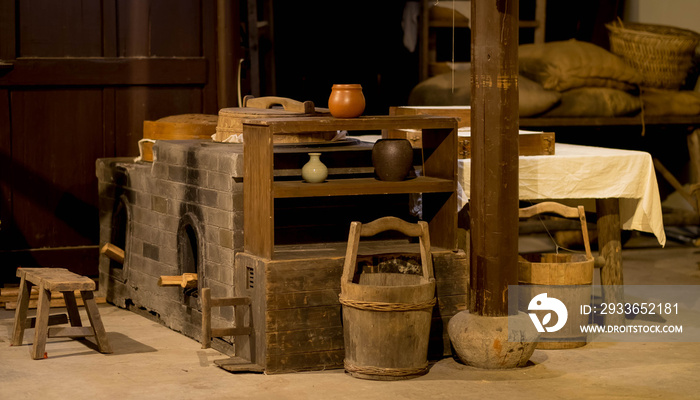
[458,143,666,246]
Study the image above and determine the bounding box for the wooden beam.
[469,0,520,316]
[0,57,208,86]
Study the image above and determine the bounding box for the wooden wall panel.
[0,0,16,60]
[0,89,11,249]
[114,86,206,157]
[117,0,203,57]
[10,89,104,248]
[19,0,103,57]
[1,0,221,282]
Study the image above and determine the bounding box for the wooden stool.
[11,268,112,359]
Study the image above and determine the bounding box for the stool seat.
[11,268,112,359]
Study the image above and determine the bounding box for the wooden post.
[216,0,241,108]
[247,0,260,97]
[469,0,520,316]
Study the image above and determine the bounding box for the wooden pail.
[518,202,595,349]
[340,217,436,380]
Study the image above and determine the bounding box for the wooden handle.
[519,202,593,260]
[360,216,423,238]
[342,217,434,283]
[158,273,198,289]
[100,243,125,264]
[518,201,579,219]
[243,95,315,114]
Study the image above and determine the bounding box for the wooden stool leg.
[31,282,51,359]
[81,291,112,353]
[11,276,32,346]
[62,291,83,327]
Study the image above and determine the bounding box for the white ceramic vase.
[302,152,328,183]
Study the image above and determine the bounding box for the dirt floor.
[1,233,699,400]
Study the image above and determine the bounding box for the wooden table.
[520,115,700,224]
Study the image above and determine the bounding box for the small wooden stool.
[11,268,112,359]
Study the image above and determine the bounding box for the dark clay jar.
[372,139,414,181]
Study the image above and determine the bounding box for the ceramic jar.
[302,153,328,183]
[328,84,365,118]
[372,139,414,181]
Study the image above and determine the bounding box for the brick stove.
[96,140,244,345]
[96,118,469,374]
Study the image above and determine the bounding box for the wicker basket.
[606,20,700,90]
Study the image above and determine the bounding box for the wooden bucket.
[518,202,595,350]
[340,217,436,380]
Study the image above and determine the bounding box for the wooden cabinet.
[241,115,459,260]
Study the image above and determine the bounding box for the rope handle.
[518,202,593,260]
[341,216,434,284]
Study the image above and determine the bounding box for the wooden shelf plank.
[520,115,700,128]
[273,176,454,198]
[242,115,458,134]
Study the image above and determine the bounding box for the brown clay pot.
[372,139,414,181]
[328,84,365,118]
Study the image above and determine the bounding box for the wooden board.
[458,130,555,159]
[387,106,470,148]
[389,106,471,128]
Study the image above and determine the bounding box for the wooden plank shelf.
[242,115,457,133]
[243,114,459,260]
[520,115,700,128]
[273,176,454,198]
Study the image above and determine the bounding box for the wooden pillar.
[216,0,242,108]
[469,0,520,316]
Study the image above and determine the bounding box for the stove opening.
[178,214,203,308]
[111,200,128,266]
